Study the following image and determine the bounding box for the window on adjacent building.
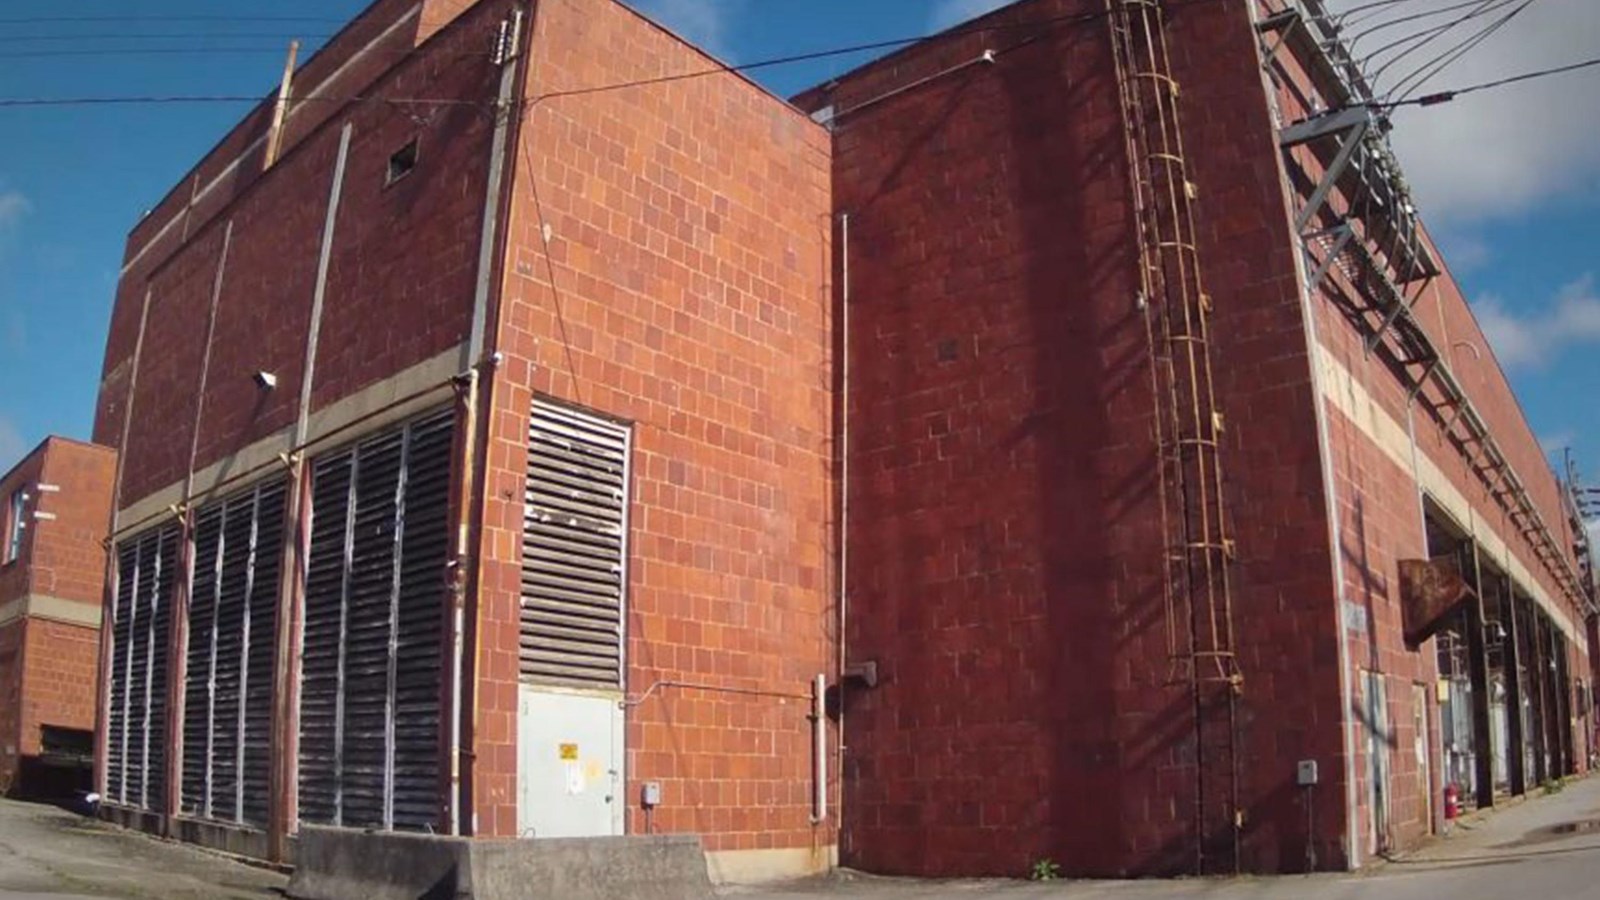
[386,138,419,185]
[3,489,24,564]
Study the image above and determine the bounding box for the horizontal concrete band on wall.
[116,345,464,531]
[1315,343,1586,649]
[0,594,102,629]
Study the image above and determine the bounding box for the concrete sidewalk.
[0,799,285,900]
[723,775,1600,899]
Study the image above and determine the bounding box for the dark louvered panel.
[243,479,287,827]
[107,541,139,804]
[299,449,354,827]
[210,493,252,820]
[126,530,157,807]
[146,523,178,814]
[392,411,452,832]
[182,504,225,816]
[522,400,629,690]
[341,426,403,831]
[296,408,454,833]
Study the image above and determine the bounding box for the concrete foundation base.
[287,827,713,900]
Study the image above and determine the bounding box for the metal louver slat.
[521,399,630,690]
[243,480,287,827]
[181,505,225,816]
[107,542,138,804]
[297,408,453,833]
[179,478,287,827]
[111,523,178,813]
[298,451,354,827]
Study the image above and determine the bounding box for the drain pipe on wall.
[812,673,827,824]
[835,211,851,833]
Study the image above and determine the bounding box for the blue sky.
[2,0,1599,502]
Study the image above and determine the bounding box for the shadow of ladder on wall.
[1106,0,1244,876]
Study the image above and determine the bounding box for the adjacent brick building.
[94,0,833,880]
[797,0,1594,879]
[0,437,116,798]
[89,0,1596,884]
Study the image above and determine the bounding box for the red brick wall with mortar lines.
[93,0,503,500]
[469,0,835,855]
[0,439,115,793]
[18,620,101,756]
[797,0,1341,878]
[0,622,21,790]
[1257,0,1592,860]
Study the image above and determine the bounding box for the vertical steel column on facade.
[1502,574,1526,795]
[1528,606,1550,783]
[1466,546,1493,808]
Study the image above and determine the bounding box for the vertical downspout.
[455,2,529,836]
[1245,1,1360,869]
[97,286,153,799]
[811,673,827,824]
[836,211,850,846]
[269,122,353,863]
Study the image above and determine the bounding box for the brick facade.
[0,437,116,796]
[795,0,1592,879]
[91,0,834,880]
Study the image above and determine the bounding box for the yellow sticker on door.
[559,742,579,761]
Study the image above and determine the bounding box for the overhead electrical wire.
[0,0,1229,110]
[1387,0,1538,102]
[1387,52,1600,106]
[1362,0,1517,87]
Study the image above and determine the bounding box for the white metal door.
[516,686,623,838]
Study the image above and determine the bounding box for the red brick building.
[797,0,1595,879]
[0,437,116,798]
[94,0,833,880]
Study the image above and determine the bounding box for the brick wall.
[93,0,502,502]
[796,0,1342,877]
[470,0,835,867]
[0,622,20,790]
[0,438,115,795]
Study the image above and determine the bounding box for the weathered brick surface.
[797,0,1342,877]
[94,0,500,496]
[0,438,116,794]
[469,0,835,856]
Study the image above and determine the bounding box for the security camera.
[253,371,279,391]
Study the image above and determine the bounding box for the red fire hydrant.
[1444,782,1460,821]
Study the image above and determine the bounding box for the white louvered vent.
[521,399,630,690]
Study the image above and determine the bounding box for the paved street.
[727,775,1600,899]
[0,777,1594,898]
[0,800,285,899]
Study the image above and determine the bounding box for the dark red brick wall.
[470,0,835,860]
[0,438,115,795]
[798,0,1340,878]
[0,622,21,790]
[95,2,509,504]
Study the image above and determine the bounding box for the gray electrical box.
[1297,759,1319,786]
[641,781,662,808]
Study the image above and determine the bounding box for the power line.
[1392,53,1600,107]
[1389,0,1538,102]
[0,15,349,24]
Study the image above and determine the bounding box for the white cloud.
[1539,431,1574,456]
[0,189,29,230]
[1475,274,1600,369]
[1326,0,1600,223]
[629,0,745,60]
[0,415,24,475]
[928,0,1012,31]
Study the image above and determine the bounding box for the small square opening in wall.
[386,138,419,185]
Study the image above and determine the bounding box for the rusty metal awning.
[1399,557,1474,646]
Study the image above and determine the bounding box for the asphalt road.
[0,776,1593,898]
[726,775,1600,899]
